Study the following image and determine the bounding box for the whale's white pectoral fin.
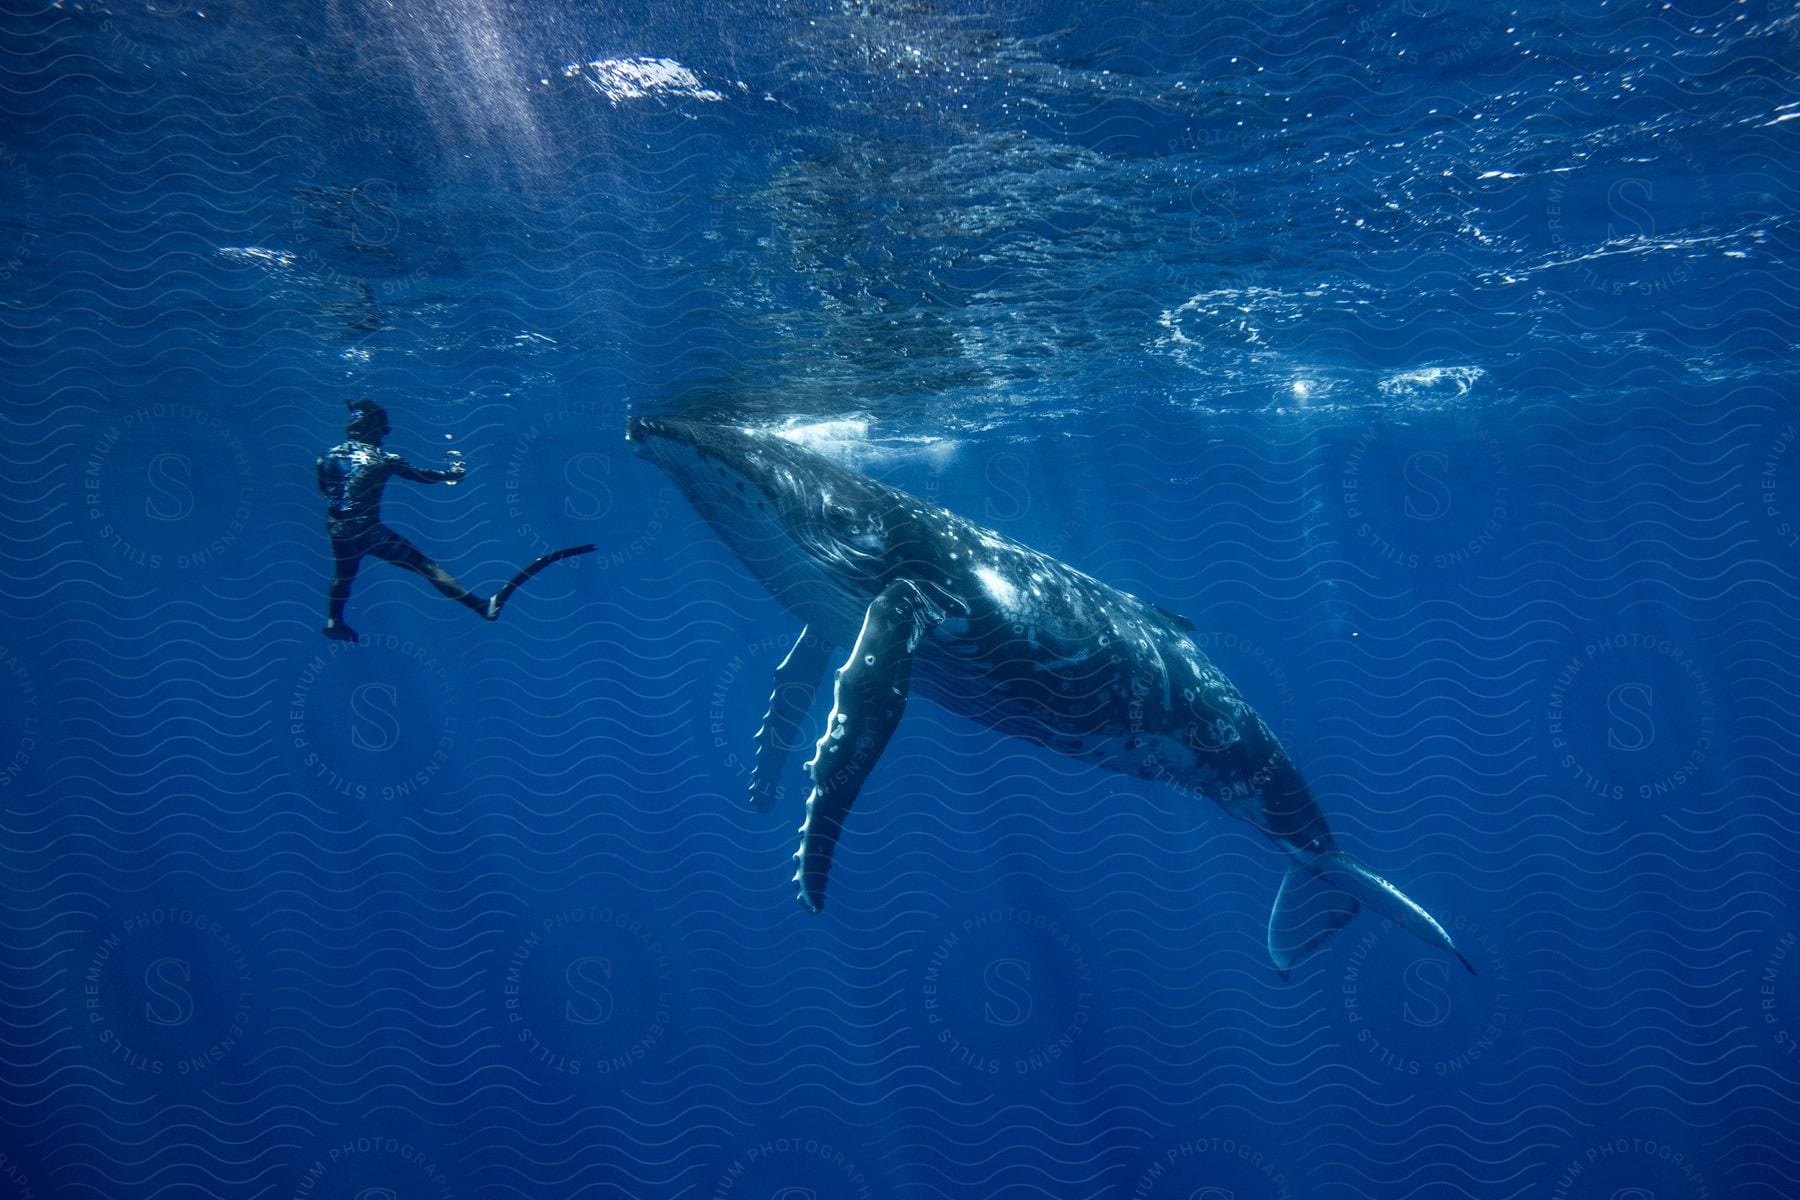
[1270,849,1478,977]
[794,580,941,912]
[750,625,836,813]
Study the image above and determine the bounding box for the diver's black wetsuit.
[317,423,490,639]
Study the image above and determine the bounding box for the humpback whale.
[629,417,1473,975]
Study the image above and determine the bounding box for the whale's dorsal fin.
[793,580,942,912]
[749,625,837,812]
[1147,600,1195,633]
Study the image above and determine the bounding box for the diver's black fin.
[488,544,598,620]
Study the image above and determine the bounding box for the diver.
[317,397,500,641]
[317,398,598,642]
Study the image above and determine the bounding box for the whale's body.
[629,417,1470,974]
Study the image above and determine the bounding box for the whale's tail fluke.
[1267,849,1475,977]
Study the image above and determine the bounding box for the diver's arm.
[315,456,332,496]
[390,455,465,485]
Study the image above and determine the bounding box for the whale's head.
[628,416,905,611]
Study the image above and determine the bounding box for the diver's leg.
[367,528,492,619]
[323,537,363,640]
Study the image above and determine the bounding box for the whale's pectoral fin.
[750,625,837,812]
[1269,849,1477,976]
[793,580,941,912]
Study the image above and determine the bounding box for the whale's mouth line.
[627,416,719,470]
[624,414,656,448]
[626,417,688,468]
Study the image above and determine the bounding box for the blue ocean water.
[2,0,1797,1195]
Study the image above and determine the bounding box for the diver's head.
[346,398,390,444]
